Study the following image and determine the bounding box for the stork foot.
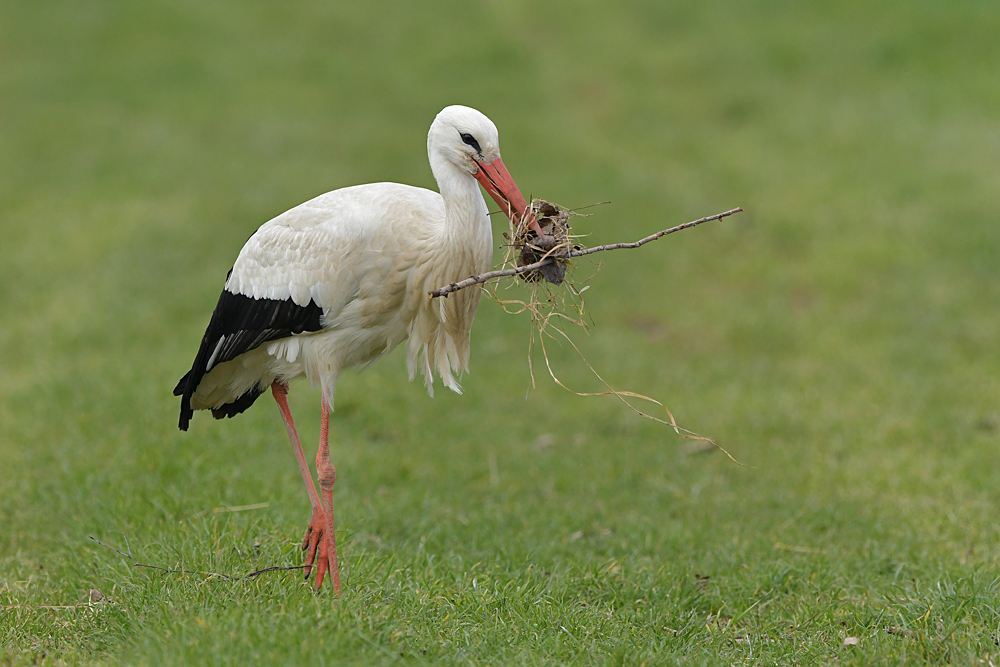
[301,508,339,592]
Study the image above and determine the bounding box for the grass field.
[3,0,1000,664]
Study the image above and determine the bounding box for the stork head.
[428,105,541,234]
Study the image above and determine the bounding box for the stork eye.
[459,132,482,154]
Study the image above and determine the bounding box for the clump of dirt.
[514,200,573,284]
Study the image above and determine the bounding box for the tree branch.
[430,207,742,298]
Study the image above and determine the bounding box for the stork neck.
[429,152,488,231]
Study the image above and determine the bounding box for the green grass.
[3,0,1000,664]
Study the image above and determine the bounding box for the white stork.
[174,105,542,593]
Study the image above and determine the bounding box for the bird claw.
[301,508,334,589]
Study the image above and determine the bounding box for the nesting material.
[429,205,742,300]
[425,203,747,465]
[514,200,574,285]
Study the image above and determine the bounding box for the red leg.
[271,381,327,583]
[313,397,341,594]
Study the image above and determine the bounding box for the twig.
[89,534,307,582]
[243,564,308,579]
[4,604,96,610]
[188,501,270,520]
[430,207,743,298]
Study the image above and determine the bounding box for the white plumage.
[192,180,490,411]
[175,105,538,592]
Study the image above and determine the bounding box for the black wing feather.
[175,271,324,430]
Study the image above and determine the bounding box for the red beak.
[473,157,544,235]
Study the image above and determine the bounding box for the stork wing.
[174,184,442,430]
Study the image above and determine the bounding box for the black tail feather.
[173,371,190,397]
[175,272,323,431]
[211,385,266,421]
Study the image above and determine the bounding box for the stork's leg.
[270,381,327,583]
[313,397,341,594]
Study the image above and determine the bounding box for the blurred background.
[1,0,999,663]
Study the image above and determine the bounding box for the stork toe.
[301,508,326,581]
